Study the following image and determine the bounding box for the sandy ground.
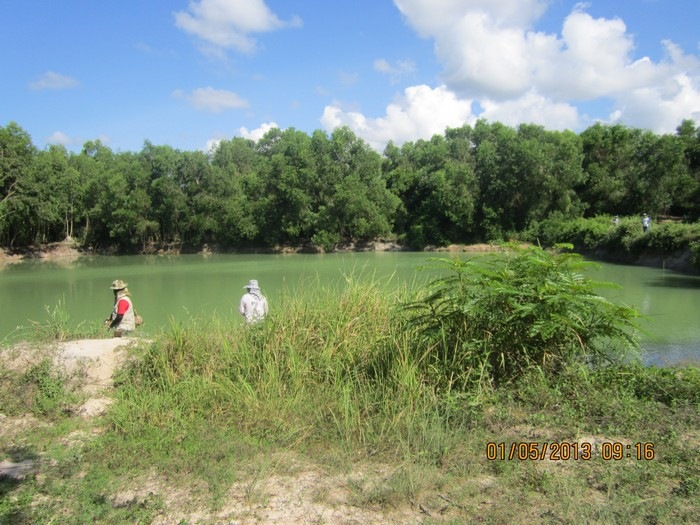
[58,337,135,395]
[0,337,136,478]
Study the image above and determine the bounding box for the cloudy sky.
[2,0,699,153]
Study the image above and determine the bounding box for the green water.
[1,252,699,365]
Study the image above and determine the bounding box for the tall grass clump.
[25,297,104,342]
[401,244,641,391]
[107,273,450,477]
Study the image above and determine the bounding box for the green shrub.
[646,221,700,252]
[311,230,340,252]
[691,241,700,267]
[402,244,641,391]
[21,358,75,417]
[525,216,700,264]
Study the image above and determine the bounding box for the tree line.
[1,119,699,252]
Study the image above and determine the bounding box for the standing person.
[642,213,651,233]
[105,279,136,337]
[239,279,268,324]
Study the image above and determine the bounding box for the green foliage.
[646,221,700,252]
[110,276,434,454]
[525,216,700,269]
[20,358,75,416]
[691,240,700,266]
[3,119,700,252]
[27,297,102,342]
[402,245,640,390]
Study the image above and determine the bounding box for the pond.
[1,252,699,366]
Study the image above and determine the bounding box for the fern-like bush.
[402,244,641,391]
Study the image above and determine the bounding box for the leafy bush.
[21,358,76,416]
[402,245,640,391]
[311,230,341,252]
[524,216,616,249]
[646,221,700,252]
[524,216,700,267]
[691,241,700,267]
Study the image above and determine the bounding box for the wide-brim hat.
[110,279,128,290]
[244,279,260,290]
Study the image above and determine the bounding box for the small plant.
[22,357,75,416]
[402,244,641,391]
[28,297,103,342]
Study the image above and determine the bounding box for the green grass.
[1,262,698,524]
[1,296,106,346]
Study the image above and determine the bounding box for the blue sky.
[2,0,699,153]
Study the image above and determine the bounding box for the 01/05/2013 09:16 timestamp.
[485,442,655,461]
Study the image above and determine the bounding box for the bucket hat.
[110,279,128,290]
[244,279,260,291]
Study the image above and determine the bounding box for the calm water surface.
[1,252,698,365]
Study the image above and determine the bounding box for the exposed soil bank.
[2,239,697,275]
[0,238,85,264]
[579,246,698,275]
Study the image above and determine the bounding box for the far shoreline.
[0,238,507,262]
[1,238,698,275]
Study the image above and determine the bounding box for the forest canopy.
[1,119,699,251]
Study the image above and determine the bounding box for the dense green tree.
[513,124,585,224]
[384,132,478,247]
[675,119,700,219]
[579,124,641,216]
[1,119,698,251]
[0,122,37,246]
[311,127,399,248]
[471,120,522,240]
[634,132,689,215]
[211,136,259,176]
[255,128,316,245]
[32,145,82,242]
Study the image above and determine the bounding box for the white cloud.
[479,91,580,131]
[204,122,279,153]
[174,0,302,55]
[611,73,700,132]
[238,122,279,141]
[45,132,110,149]
[374,58,417,84]
[205,136,225,154]
[320,85,475,151]
[46,131,72,146]
[386,0,700,134]
[173,87,249,113]
[394,0,548,37]
[29,71,78,91]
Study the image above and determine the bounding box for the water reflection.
[646,274,700,289]
[643,342,700,367]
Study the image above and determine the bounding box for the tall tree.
[0,122,37,247]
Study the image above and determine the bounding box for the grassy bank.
[1,248,698,524]
[523,216,700,273]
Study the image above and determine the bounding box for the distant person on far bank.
[105,279,137,337]
[612,215,620,227]
[642,213,651,233]
[239,279,268,324]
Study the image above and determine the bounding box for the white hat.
[244,279,260,290]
